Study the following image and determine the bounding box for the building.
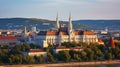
[53,46,84,53]
[0,35,17,45]
[22,49,47,57]
[98,39,104,45]
[0,30,11,35]
[99,27,108,35]
[32,26,37,33]
[109,37,115,48]
[111,32,120,38]
[35,14,98,48]
[53,46,69,53]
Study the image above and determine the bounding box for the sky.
[0,0,120,20]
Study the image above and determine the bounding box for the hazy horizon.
[0,0,120,21]
[0,17,120,21]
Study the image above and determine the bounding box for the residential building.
[22,49,47,57]
[53,46,84,53]
[0,35,17,45]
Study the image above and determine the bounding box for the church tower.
[56,13,60,29]
[110,36,115,48]
[68,13,73,35]
[68,13,74,42]
[24,26,27,36]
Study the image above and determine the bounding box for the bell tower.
[68,13,73,34]
[24,26,27,36]
[68,13,74,42]
[56,13,60,29]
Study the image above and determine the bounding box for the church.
[35,14,98,48]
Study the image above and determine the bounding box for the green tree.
[84,48,94,61]
[47,52,55,63]
[73,54,81,61]
[25,56,35,64]
[104,53,114,60]
[58,51,71,62]
[8,58,13,64]
[39,55,44,63]
[69,50,77,59]
[80,51,87,61]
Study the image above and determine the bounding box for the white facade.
[22,49,47,57]
[35,15,98,48]
[53,46,84,53]
[32,26,37,32]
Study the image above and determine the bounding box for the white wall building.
[32,26,37,32]
[53,46,84,53]
[35,14,98,48]
[22,49,47,57]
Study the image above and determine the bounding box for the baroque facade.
[35,14,98,48]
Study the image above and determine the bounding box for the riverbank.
[1,60,120,67]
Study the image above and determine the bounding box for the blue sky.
[0,0,120,20]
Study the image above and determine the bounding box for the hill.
[0,18,91,30]
[73,20,120,30]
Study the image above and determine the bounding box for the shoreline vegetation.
[1,42,120,66]
[2,60,120,67]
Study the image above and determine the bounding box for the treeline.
[0,42,120,65]
[42,42,120,63]
[0,44,42,65]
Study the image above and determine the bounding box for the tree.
[97,45,106,53]
[39,55,44,63]
[84,48,94,61]
[25,56,35,64]
[80,51,87,61]
[73,54,81,61]
[111,47,120,59]
[47,52,55,63]
[0,45,8,49]
[8,58,13,64]
[69,50,77,59]
[104,53,114,60]
[0,61,3,66]
[57,51,71,62]
[34,55,44,63]
[14,45,21,51]
[115,42,120,48]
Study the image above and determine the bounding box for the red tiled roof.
[0,35,16,40]
[74,31,82,35]
[83,31,94,35]
[55,46,84,51]
[114,39,119,42]
[59,27,68,31]
[29,49,45,52]
[98,39,103,43]
[59,31,68,35]
[38,31,58,35]
[55,46,67,49]
[74,31,79,35]
[38,28,95,35]
[70,47,84,50]
[110,37,115,48]
[46,31,58,35]
[74,31,95,35]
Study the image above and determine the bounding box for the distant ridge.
[0,18,91,30]
[0,18,119,30]
[73,20,120,30]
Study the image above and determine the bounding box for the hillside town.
[0,15,120,65]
